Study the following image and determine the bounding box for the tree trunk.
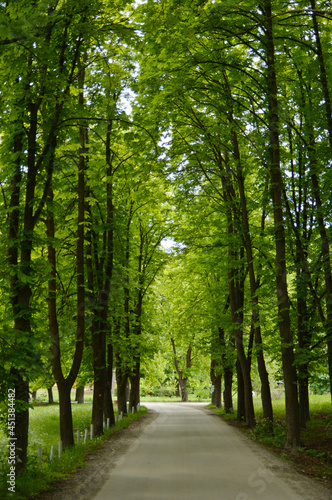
[236,360,245,421]
[92,365,106,436]
[223,367,233,413]
[210,358,222,408]
[46,100,86,447]
[175,380,180,398]
[297,261,311,426]
[9,368,29,474]
[75,385,84,404]
[264,0,300,448]
[129,361,140,411]
[104,343,115,426]
[57,381,74,446]
[233,126,273,425]
[220,151,255,428]
[48,387,54,404]
[116,366,128,416]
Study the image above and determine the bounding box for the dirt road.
[91,402,331,500]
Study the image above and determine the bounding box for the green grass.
[28,403,94,457]
[210,394,332,447]
[0,404,147,499]
[140,394,210,403]
[30,388,94,403]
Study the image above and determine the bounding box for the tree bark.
[236,360,245,422]
[75,386,84,404]
[210,358,222,408]
[48,387,54,404]
[104,343,115,426]
[223,367,233,413]
[116,366,128,416]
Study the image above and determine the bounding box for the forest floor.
[220,409,332,491]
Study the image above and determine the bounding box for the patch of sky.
[161,237,186,253]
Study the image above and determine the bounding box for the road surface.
[92,402,331,500]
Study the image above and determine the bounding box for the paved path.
[93,402,331,500]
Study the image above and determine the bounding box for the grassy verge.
[210,395,332,489]
[0,405,147,499]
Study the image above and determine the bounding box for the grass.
[140,394,210,403]
[0,403,147,499]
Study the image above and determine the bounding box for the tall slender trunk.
[47,55,86,444]
[236,143,273,424]
[48,387,54,404]
[129,230,144,410]
[104,343,115,426]
[263,0,300,448]
[223,367,233,413]
[7,123,30,473]
[210,358,222,408]
[116,365,128,416]
[236,360,245,421]
[47,181,85,448]
[75,386,84,404]
[223,174,255,427]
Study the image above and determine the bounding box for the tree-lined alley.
[1,0,332,473]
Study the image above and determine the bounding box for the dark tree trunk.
[263,0,301,448]
[299,374,310,426]
[57,381,74,446]
[175,380,180,398]
[92,365,106,436]
[223,367,233,413]
[210,358,222,408]
[180,378,189,402]
[129,361,140,411]
[233,126,273,426]
[229,247,255,427]
[236,360,245,422]
[220,152,255,428]
[297,262,311,426]
[48,387,54,404]
[75,385,84,404]
[104,343,115,426]
[10,368,29,474]
[7,118,30,473]
[116,366,128,416]
[46,101,86,448]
